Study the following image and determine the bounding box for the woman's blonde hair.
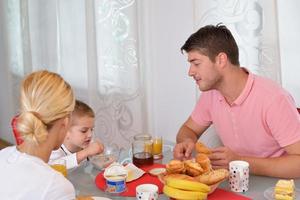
[17,70,75,144]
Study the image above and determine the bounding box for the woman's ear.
[63,116,70,130]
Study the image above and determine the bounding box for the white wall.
[277,0,300,107]
[139,0,196,142]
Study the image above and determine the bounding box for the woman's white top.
[0,146,75,200]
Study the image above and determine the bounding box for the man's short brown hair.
[181,24,240,66]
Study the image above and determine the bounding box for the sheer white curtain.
[0,0,145,149]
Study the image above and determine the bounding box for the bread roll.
[196,153,212,173]
[195,142,212,155]
[184,159,204,177]
[195,168,229,185]
[166,159,185,174]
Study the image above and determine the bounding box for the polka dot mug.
[229,160,249,193]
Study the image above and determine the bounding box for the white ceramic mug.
[229,160,249,192]
[136,184,158,200]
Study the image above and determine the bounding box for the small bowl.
[148,167,166,176]
[90,144,120,170]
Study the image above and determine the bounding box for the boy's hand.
[77,140,104,164]
[85,140,104,156]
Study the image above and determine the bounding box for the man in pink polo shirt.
[173,24,300,178]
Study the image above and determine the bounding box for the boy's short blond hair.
[72,100,95,119]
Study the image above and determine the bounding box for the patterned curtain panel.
[0,0,145,148]
[90,0,144,149]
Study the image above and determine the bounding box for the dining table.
[68,141,300,199]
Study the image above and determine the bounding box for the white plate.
[92,197,112,200]
[264,187,300,200]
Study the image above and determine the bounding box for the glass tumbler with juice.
[152,136,163,159]
[49,159,67,177]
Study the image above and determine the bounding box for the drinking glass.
[49,159,67,177]
[152,136,163,160]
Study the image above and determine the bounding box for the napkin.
[124,163,145,182]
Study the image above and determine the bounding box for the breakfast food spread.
[274,179,295,200]
[164,142,229,187]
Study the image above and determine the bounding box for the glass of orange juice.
[152,136,163,160]
[49,159,67,177]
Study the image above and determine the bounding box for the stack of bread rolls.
[164,142,229,186]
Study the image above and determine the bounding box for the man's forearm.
[241,155,300,178]
[176,125,199,143]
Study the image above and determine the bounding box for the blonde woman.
[0,70,76,199]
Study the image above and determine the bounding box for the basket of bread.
[160,142,229,200]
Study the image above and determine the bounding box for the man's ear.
[216,52,228,68]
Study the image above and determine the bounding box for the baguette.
[195,168,229,185]
[195,142,212,155]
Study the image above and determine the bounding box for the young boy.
[49,100,104,169]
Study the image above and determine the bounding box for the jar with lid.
[132,134,153,167]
